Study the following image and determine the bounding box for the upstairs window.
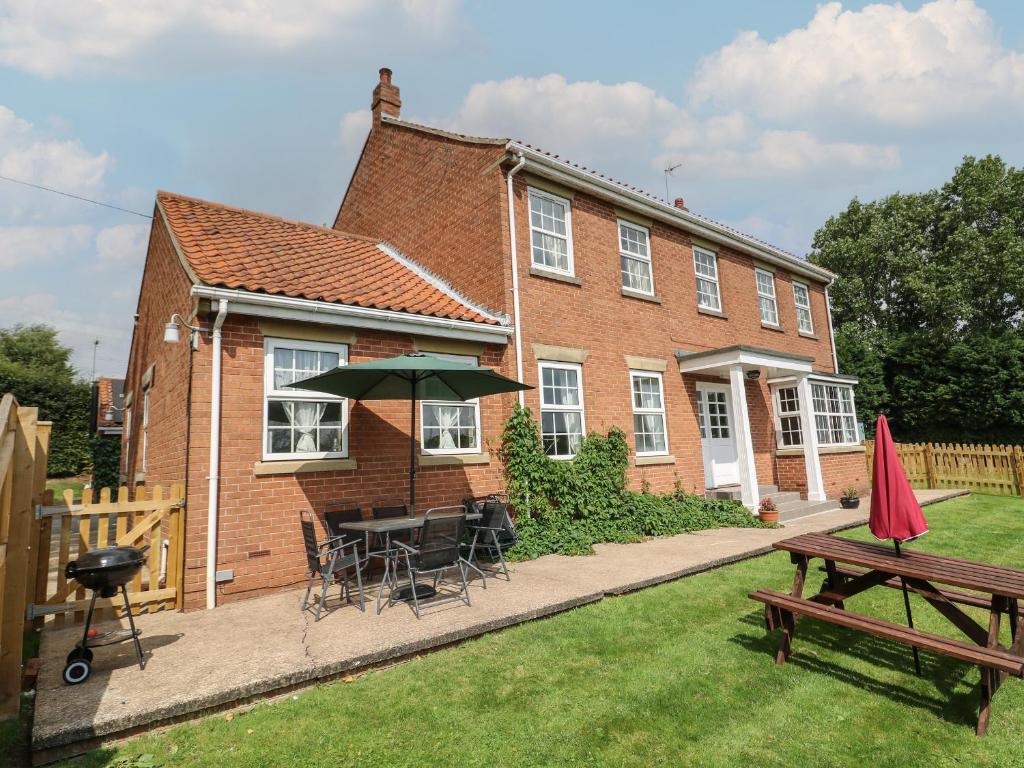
[264,338,348,460]
[693,247,721,311]
[421,353,480,454]
[755,268,779,326]
[619,221,653,294]
[528,188,573,274]
[141,390,150,473]
[630,371,667,455]
[539,361,585,459]
[793,281,814,334]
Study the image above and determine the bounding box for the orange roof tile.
[156,191,501,325]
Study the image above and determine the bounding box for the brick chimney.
[673,197,688,211]
[372,67,401,125]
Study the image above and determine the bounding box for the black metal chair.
[325,499,367,565]
[299,510,364,620]
[369,498,414,613]
[390,507,472,619]
[465,494,517,582]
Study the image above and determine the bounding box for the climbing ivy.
[497,405,771,560]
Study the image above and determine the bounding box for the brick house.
[123,68,866,610]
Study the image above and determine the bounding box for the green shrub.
[90,433,121,495]
[497,405,771,560]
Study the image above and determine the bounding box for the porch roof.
[674,344,814,377]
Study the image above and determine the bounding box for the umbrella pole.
[894,540,922,676]
[409,379,417,515]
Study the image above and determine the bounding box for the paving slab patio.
[31,489,966,758]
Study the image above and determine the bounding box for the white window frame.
[755,267,779,326]
[771,385,803,448]
[263,337,348,461]
[538,361,585,460]
[793,281,814,334]
[528,187,575,276]
[629,370,668,456]
[693,246,722,311]
[420,353,481,455]
[618,220,654,295]
[123,405,132,473]
[141,389,150,473]
[771,381,859,448]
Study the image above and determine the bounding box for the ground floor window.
[421,353,481,454]
[630,371,667,455]
[539,361,585,459]
[772,381,858,448]
[264,338,347,460]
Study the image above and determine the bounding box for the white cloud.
[0,224,93,268]
[690,0,1024,125]
[95,223,150,268]
[338,109,372,153]
[0,0,459,77]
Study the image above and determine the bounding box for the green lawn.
[46,476,86,503]
[68,494,1024,767]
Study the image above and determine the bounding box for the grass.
[65,494,1024,767]
[46,476,87,503]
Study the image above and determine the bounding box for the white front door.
[697,384,740,488]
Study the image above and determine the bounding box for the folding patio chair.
[465,495,517,582]
[299,510,364,620]
[325,499,367,566]
[389,506,472,619]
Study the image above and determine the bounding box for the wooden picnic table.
[750,531,1024,736]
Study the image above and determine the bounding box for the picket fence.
[865,440,1024,496]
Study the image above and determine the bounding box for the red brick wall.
[334,122,509,315]
[776,451,869,498]
[180,315,511,608]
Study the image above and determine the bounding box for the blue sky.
[1,0,1023,377]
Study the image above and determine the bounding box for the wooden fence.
[865,440,1024,496]
[0,394,50,717]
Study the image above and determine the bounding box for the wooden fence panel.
[865,439,1024,495]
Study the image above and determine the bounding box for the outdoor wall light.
[164,314,203,349]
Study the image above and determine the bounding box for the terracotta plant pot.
[840,496,860,509]
[759,509,779,524]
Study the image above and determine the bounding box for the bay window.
[619,221,653,294]
[772,381,859,448]
[264,338,347,460]
[630,371,667,455]
[421,353,481,454]
[539,361,585,459]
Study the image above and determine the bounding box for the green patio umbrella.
[287,353,531,513]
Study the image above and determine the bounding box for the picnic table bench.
[749,532,1024,736]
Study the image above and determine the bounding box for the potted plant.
[840,486,860,509]
[758,497,779,524]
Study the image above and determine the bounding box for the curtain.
[437,406,460,449]
[286,401,327,453]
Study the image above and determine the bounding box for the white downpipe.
[206,299,228,610]
[506,151,527,406]
[825,283,839,374]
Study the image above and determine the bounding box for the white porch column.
[796,374,826,502]
[728,364,759,511]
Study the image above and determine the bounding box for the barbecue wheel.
[66,647,93,665]
[63,658,92,685]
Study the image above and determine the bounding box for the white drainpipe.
[206,298,228,609]
[506,151,527,405]
[825,281,839,373]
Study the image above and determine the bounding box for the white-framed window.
[421,353,481,455]
[630,371,667,455]
[141,390,150,473]
[263,338,348,460]
[528,187,573,274]
[123,406,132,473]
[771,382,858,448]
[755,268,779,326]
[693,246,721,311]
[793,281,814,334]
[539,361,585,459]
[773,386,802,447]
[619,220,653,294]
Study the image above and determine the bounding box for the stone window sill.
[761,322,785,333]
[621,287,662,304]
[635,454,676,466]
[775,445,865,457]
[419,452,490,467]
[697,306,728,320]
[253,458,358,476]
[530,266,582,286]
[798,330,820,340]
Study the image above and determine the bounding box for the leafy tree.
[0,324,92,476]
[811,155,1024,442]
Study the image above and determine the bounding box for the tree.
[810,155,1024,442]
[0,324,92,476]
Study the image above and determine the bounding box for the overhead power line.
[0,173,153,219]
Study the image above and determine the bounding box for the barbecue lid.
[68,546,146,572]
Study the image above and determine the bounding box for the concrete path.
[31,489,967,758]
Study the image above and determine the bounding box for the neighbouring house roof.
[156,191,503,326]
[379,115,834,283]
[93,376,125,433]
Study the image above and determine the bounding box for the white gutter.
[505,151,527,406]
[824,283,839,373]
[206,298,228,610]
[190,286,512,345]
[509,144,834,284]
